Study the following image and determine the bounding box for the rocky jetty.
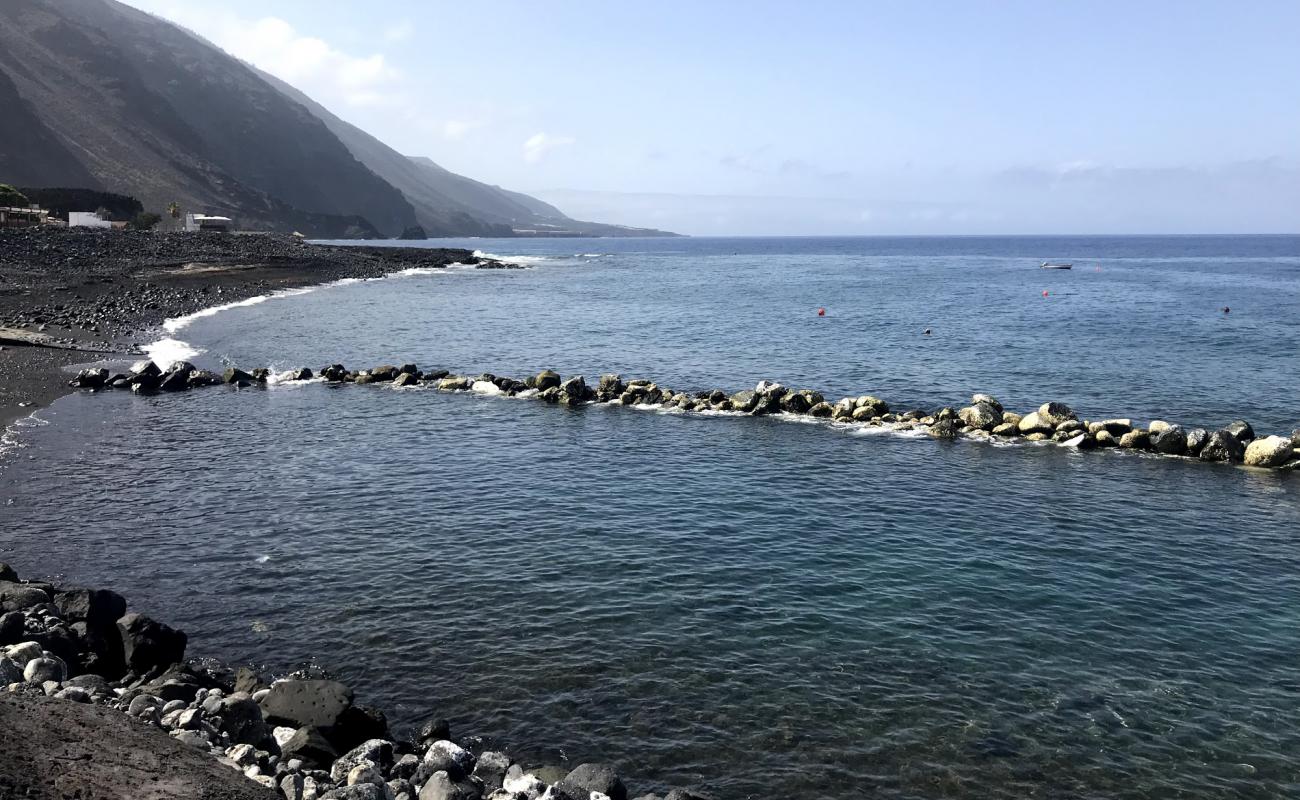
[0,562,711,800]
[71,361,1300,474]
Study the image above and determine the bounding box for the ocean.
[3,235,1299,798]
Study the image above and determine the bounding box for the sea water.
[3,236,1299,798]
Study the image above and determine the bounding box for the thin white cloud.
[524,132,576,164]
[383,20,415,43]
[128,4,403,109]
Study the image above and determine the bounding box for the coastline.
[0,229,487,430]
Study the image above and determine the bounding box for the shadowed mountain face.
[0,0,412,236]
[0,0,674,237]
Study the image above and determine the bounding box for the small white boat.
[1040,262,1073,269]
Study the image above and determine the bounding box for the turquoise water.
[3,236,1299,798]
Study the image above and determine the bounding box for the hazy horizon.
[123,1,1300,236]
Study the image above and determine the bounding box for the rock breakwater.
[71,360,1300,473]
[0,562,711,800]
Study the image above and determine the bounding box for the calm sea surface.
[3,236,1299,798]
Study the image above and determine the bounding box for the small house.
[69,211,113,229]
[184,213,233,233]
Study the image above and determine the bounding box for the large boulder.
[1087,419,1132,436]
[1199,429,1245,462]
[471,752,512,795]
[854,395,889,417]
[597,374,626,399]
[556,763,627,800]
[807,402,834,418]
[219,692,268,746]
[24,656,66,684]
[970,394,1003,413]
[438,377,472,391]
[261,679,354,745]
[928,419,959,439]
[958,403,1002,431]
[130,360,162,379]
[533,370,562,391]
[1185,427,1210,456]
[728,390,759,413]
[417,771,480,800]
[559,376,589,404]
[1017,411,1054,435]
[280,725,340,769]
[70,367,109,388]
[54,588,126,627]
[1224,420,1256,443]
[222,367,257,385]
[0,564,15,583]
[422,740,476,780]
[0,611,23,645]
[158,363,196,392]
[1149,426,1188,456]
[1037,402,1076,426]
[332,739,395,783]
[0,582,50,613]
[117,613,187,673]
[370,365,400,382]
[1243,435,1293,468]
[1118,430,1150,450]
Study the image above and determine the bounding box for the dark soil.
[0,693,278,800]
[0,228,480,428]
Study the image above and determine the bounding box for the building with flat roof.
[69,211,113,228]
[184,213,233,232]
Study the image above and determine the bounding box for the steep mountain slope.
[263,73,674,237]
[0,0,673,237]
[0,0,414,235]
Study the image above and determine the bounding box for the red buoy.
[1042,290,1049,297]
[817,307,826,317]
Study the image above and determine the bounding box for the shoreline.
[0,228,499,430]
[1,561,685,800]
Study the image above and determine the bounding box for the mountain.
[0,0,675,237]
[260,72,675,238]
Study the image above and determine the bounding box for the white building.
[69,211,113,229]
[184,213,233,233]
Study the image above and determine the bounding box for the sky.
[122,0,1300,235]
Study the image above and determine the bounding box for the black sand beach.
[0,229,481,429]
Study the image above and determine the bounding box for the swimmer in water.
[924,328,931,335]
[1223,306,1230,314]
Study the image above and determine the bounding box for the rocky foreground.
[68,360,1300,472]
[0,562,709,800]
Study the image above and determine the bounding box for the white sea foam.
[264,371,326,387]
[472,250,549,264]
[0,410,48,459]
[471,380,504,395]
[142,337,202,369]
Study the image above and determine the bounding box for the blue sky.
[125,1,1300,234]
